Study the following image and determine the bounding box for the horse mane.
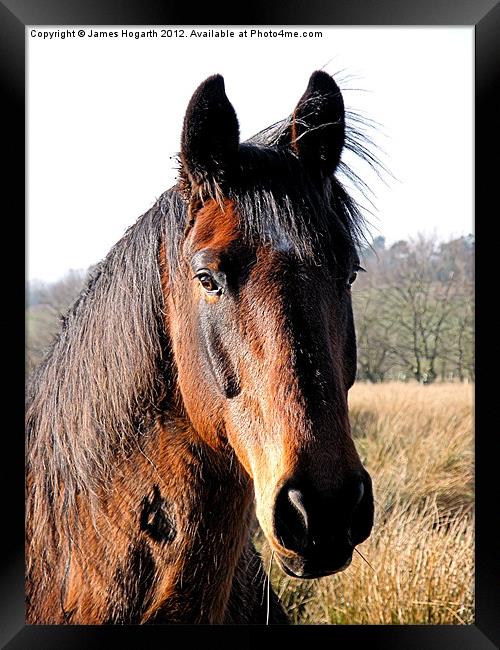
[244,108,382,250]
[26,200,179,573]
[166,109,380,280]
[26,105,381,582]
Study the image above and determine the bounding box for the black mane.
[163,113,376,281]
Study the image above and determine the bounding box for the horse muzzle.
[276,547,353,579]
[271,470,374,579]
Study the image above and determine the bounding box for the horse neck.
[138,416,256,623]
[53,410,255,624]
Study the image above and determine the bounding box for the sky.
[27,27,473,283]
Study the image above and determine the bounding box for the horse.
[26,70,375,624]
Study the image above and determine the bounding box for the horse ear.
[180,74,239,195]
[282,70,345,176]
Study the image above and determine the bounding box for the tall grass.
[262,382,474,625]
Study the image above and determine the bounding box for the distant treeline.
[26,268,91,377]
[26,234,474,383]
[352,234,474,383]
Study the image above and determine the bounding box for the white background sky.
[27,27,473,283]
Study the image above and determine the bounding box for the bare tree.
[353,234,474,383]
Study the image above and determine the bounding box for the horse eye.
[195,271,221,295]
[347,272,358,286]
[347,265,365,287]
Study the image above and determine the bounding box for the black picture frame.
[3,1,499,648]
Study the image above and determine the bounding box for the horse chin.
[274,550,353,580]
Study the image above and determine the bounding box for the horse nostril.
[350,473,374,545]
[354,480,364,507]
[288,488,309,533]
[273,485,309,553]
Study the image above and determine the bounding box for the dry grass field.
[261,382,474,625]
